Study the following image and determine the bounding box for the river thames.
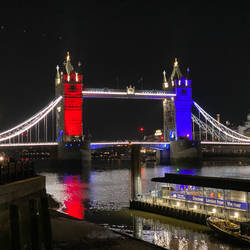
[36,160,250,249]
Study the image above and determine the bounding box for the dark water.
[36,160,250,249]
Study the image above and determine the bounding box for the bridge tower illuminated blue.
[162,58,192,141]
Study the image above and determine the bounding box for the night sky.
[0,2,249,141]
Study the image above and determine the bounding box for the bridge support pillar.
[170,139,201,164]
[57,142,91,162]
[156,149,170,165]
[131,145,142,200]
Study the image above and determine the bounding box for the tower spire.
[56,65,60,77]
[170,57,183,82]
[65,51,74,75]
[66,51,70,62]
[174,58,178,67]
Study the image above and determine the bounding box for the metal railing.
[0,161,35,184]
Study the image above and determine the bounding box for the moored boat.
[207,216,250,246]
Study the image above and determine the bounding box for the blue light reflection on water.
[155,165,197,179]
[179,168,196,175]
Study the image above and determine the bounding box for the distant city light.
[139,127,144,132]
[154,129,162,136]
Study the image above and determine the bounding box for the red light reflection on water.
[63,175,86,219]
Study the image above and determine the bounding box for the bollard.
[30,162,35,177]
[9,204,21,250]
[0,164,2,184]
[40,195,53,250]
[131,145,142,200]
[29,199,40,250]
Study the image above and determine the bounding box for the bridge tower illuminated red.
[55,52,83,143]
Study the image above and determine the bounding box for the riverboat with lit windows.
[207,216,250,246]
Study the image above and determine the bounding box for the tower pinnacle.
[55,65,61,85]
[162,70,168,88]
[56,65,60,78]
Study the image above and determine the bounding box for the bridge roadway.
[0,141,250,160]
[82,88,176,99]
[0,141,170,151]
[89,141,170,150]
[0,142,58,147]
[0,141,250,148]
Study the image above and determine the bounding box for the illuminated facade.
[162,59,192,141]
[149,174,250,222]
[55,52,83,143]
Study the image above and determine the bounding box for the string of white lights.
[201,141,250,145]
[0,96,62,136]
[82,89,176,97]
[0,142,58,147]
[0,96,62,142]
[193,101,250,142]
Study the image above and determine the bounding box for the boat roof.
[151,174,250,192]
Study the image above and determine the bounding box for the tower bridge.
[0,53,249,162]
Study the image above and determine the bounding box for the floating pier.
[130,174,250,225]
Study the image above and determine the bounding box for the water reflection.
[36,161,250,250]
[179,168,196,175]
[130,213,244,250]
[63,174,87,219]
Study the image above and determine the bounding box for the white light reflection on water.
[200,165,250,179]
[36,161,250,250]
[126,215,244,250]
[89,168,129,210]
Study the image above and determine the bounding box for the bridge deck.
[82,88,176,100]
[0,141,249,148]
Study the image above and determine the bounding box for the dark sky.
[0,1,249,140]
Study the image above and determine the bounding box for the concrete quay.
[0,175,51,249]
[50,209,165,250]
[0,176,45,206]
